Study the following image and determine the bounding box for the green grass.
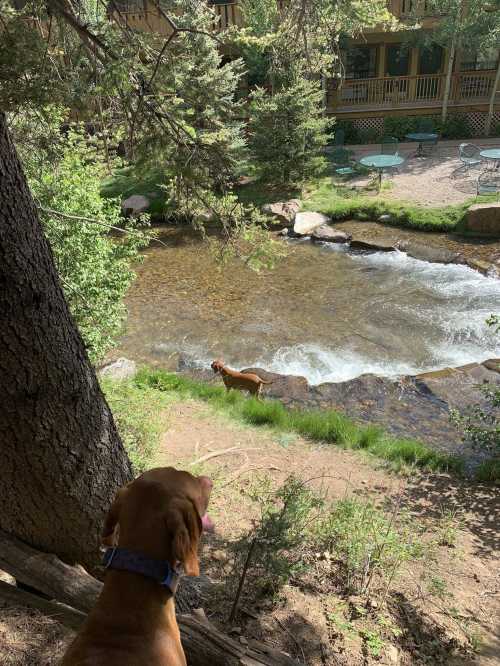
[474,458,500,484]
[101,166,168,218]
[135,367,466,476]
[100,375,174,473]
[302,179,469,232]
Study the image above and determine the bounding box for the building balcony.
[328,71,499,113]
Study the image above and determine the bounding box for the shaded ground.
[156,401,500,666]
[350,138,500,207]
[2,400,498,665]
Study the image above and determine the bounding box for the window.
[461,48,499,71]
[344,46,377,79]
[418,45,443,75]
[386,45,410,76]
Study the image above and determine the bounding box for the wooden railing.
[332,71,498,110]
[389,0,439,17]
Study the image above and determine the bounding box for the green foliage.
[383,114,471,141]
[137,367,465,474]
[360,630,385,657]
[233,475,324,590]
[248,72,332,185]
[100,376,172,474]
[12,110,150,362]
[314,498,426,594]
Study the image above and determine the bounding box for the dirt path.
[156,400,500,666]
[2,399,497,665]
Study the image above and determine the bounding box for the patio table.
[405,132,439,158]
[359,154,404,188]
[479,148,500,169]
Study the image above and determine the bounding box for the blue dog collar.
[103,547,180,595]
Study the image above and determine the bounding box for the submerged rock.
[397,240,463,265]
[350,237,397,252]
[311,225,352,243]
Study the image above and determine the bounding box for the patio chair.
[477,170,500,199]
[381,136,399,156]
[458,143,482,171]
[416,118,438,155]
[332,147,355,177]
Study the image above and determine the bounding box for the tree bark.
[484,52,500,136]
[0,111,133,569]
[441,41,456,124]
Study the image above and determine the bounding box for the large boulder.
[311,225,352,244]
[99,358,137,381]
[464,203,500,237]
[292,211,330,237]
[121,194,150,217]
[262,199,301,226]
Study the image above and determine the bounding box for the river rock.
[311,225,352,243]
[350,237,397,252]
[121,194,150,217]
[465,258,499,277]
[262,200,300,226]
[397,240,463,265]
[240,368,310,404]
[464,203,500,237]
[99,358,137,381]
[293,212,330,236]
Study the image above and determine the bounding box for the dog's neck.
[95,570,178,634]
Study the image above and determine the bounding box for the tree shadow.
[391,474,500,559]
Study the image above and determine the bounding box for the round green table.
[359,154,405,188]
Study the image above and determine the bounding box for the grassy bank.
[134,368,465,475]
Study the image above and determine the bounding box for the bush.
[101,376,172,473]
[12,110,151,362]
[382,114,472,141]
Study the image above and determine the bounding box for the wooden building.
[108,0,500,134]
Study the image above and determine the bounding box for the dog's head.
[102,467,213,577]
[211,359,224,374]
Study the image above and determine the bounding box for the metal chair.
[332,147,355,177]
[477,170,500,199]
[416,118,438,155]
[381,136,399,156]
[459,143,482,171]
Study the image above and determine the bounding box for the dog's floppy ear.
[101,488,126,546]
[165,500,202,576]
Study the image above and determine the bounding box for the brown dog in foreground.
[62,467,213,666]
[211,359,272,398]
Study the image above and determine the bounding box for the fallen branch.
[0,530,300,665]
[190,447,261,466]
[0,580,85,630]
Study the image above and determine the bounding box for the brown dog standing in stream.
[211,359,272,399]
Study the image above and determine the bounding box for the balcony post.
[408,47,419,103]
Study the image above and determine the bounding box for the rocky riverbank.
[178,356,500,465]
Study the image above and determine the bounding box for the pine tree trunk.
[0,111,133,569]
[484,53,500,136]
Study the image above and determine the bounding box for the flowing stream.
[115,227,500,384]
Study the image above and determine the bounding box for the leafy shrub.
[383,115,419,140]
[357,127,381,144]
[313,498,425,594]
[12,110,150,362]
[332,120,360,145]
[438,114,472,139]
[101,376,172,473]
